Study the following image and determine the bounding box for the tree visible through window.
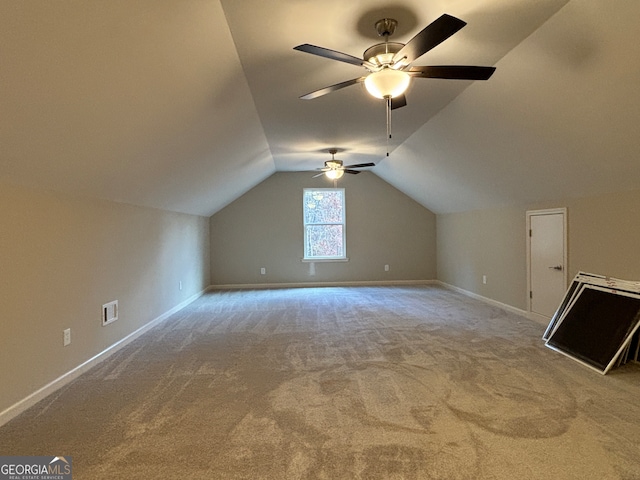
[303,188,346,259]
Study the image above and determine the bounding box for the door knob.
[548,265,563,271]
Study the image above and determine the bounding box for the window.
[303,188,346,260]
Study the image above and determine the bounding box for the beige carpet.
[1,285,640,479]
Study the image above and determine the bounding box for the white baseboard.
[208,279,438,290]
[436,281,531,318]
[527,311,553,326]
[0,289,207,428]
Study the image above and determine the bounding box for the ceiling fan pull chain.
[387,96,391,139]
[386,97,392,156]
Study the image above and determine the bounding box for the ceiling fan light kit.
[364,68,411,99]
[325,169,344,180]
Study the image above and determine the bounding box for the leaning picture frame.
[545,284,640,374]
[543,272,640,340]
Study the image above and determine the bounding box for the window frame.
[302,188,347,261]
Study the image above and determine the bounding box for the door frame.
[526,208,568,317]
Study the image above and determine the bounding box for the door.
[527,209,567,318]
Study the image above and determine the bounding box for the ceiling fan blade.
[294,44,366,67]
[344,163,376,169]
[312,172,326,178]
[343,169,361,175]
[393,14,466,65]
[391,94,407,110]
[300,77,366,100]
[409,65,496,80]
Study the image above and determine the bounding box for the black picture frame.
[546,284,640,374]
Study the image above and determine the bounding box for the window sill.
[301,258,349,263]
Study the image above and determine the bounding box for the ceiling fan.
[294,14,496,151]
[313,149,375,180]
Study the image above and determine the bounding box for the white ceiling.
[2,1,639,216]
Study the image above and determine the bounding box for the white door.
[527,209,567,318]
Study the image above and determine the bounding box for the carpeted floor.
[1,285,639,479]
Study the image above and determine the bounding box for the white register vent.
[102,300,118,326]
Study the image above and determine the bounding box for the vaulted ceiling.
[2,1,639,216]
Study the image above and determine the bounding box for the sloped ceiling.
[1,1,639,216]
[1,0,274,216]
[376,1,640,213]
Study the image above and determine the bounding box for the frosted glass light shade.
[325,169,344,180]
[364,68,411,99]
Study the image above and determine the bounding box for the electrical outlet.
[384,264,390,272]
[260,267,266,275]
[482,275,487,284]
[63,328,71,346]
[179,281,183,291]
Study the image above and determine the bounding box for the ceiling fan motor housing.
[363,42,406,70]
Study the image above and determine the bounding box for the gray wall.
[437,188,640,311]
[437,206,527,309]
[210,172,436,286]
[0,183,210,416]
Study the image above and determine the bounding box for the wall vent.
[102,300,118,326]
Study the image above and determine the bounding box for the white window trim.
[303,188,347,261]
